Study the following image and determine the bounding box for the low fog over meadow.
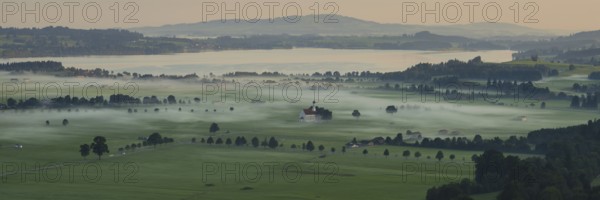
[2,72,595,149]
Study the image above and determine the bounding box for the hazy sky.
[1,0,598,32]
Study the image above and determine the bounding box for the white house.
[299,106,318,122]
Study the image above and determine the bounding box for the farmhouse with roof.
[299,101,333,122]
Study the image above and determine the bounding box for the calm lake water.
[5,48,514,75]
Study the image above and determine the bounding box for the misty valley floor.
[1,74,599,200]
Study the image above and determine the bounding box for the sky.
[0,0,598,32]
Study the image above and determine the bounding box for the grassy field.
[0,72,597,199]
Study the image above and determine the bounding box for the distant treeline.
[381,57,547,81]
[0,57,561,84]
[0,61,198,80]
[267,31,504,50]
[223,71,285,77]
[226,57,551,82]
[381,78,560,101]
[2,94,193,109]
[353,132,531,154]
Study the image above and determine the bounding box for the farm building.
[299,102,333,122]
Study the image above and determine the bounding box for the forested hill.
[0,27,507,58]
[380,57,548,81]
[511,30,600,65]
[130,15,550,39]
[0,27,197,58]
[427,119,600,200]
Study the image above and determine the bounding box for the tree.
[91,136,109,160]
[450,154,456,161]
[216,138,223,144]
[200,138,206,143]
[571,96,581,108]
[251,137,259,148]
[473,135,483,145]
[191,137,196,143]
[62,119,69,126]
[393,133,404,145]
[385,105,398,114]
[230,107,234,111]
[209,122,220,133]
[45,120,50,126]
[306,140,315,152]
[167,95,176,104]
[7,98,16,107]
[403,150,411,159]
[426,181,473,200]
[415,151,422,159]
[318,145,325,152]
[531,55,539,62]
[362,149,368,156]
[539,186,564,199]
[331,147,336,153]
[498,181,528,200]
[225,138,232,146]
[207,136,214,145]
[341,146,346,154]
[79,144,90,159]
[541,102,546,109]
[147,132,163,148]
[240,136,247,146]
[352,110,361,119]
[383,149,390,158]
[268,137,278,149]
[436,150,444,161]
[474,150,505,188]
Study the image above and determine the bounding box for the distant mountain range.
[129,15,555,39]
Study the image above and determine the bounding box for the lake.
[4,48,514,75]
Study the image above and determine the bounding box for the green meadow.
[0,72,598,199]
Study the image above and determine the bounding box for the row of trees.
[79,132,176,160]
[413,135,531,153]
[3,94,201,109]
[0,61,199,80]
[570,92,599,109]
[199,136,280,149]
[358,132,532,154]
[195,135,457,161]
